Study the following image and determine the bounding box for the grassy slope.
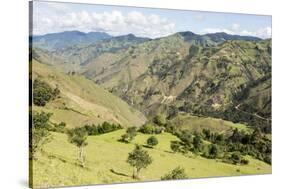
[32,130,271,188]
[32,59,146,128]
[170,113,251,134]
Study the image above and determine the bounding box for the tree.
[161,167,187,180]
[153,115,166,126]
[193,134,203,152]
[139,123,154,134]
[67,128,88,167]
[120,127,137,142]
[147,136,158,148]
[33,79,60,106]
[208,144,219,159]
[127,145,152,179]
[178,130,193,148]
[30,111,52,160]
[170,141,182,153]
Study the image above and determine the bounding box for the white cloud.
[232,23,240,31]
[200,25,271,39]
[33,9,176,38]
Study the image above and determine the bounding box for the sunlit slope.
[32,130,271,188]
[32,59,146,128]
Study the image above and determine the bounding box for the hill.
[32,31,271,131]
[32,59,146,128]
[32,129,271,187]
[32,30,112,51]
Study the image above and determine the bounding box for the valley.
[30,30,272,187]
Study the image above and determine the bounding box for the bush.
[120,127,137,142]
[147,136,158,148]
[152,115,166,126]
[161,167,187,180]
[178,130,193,147]
[51,122,66,133]
[170,141,182,153]
[139,123,155,134]
[83,122,122,136]
[33,79,60,106]
[208,144,219,159]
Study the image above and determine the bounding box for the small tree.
[193,134,203,152]
[127,145,152,179]
[139,123,154,134]
[161,167,187,180]
[120,127,137,142]
[170,141,182,153]
[208,144,219,159]
[147,136,158,148]
[153,115,166,126]
[67,128,88,167]
[30,111,52,160]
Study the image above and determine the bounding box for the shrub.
[139,123,154,134]
[208,144,219,159]
[120,127,137,142]
[152,115,166,126]
[161,167,187,180]
[170,141,182,153]
[33,79,60,106]
[147,136,158,148]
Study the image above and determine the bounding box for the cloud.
[231,23,240,31]
[200,25,271,39]
[33,8,176,38]
[194,14,205,21]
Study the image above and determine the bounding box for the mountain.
[32,30,271,131]
[52,33,150,68]
[32,59,146,127]
[32,30,112,51]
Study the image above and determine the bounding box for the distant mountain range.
[32,30,112,51]
[31,30,271,132]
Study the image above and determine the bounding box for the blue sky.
[33,1,272,39]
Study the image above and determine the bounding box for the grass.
[170,113,251,134]
[32,60,146,127]
[31,129,271,188]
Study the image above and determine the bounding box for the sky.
[32,1,272,39]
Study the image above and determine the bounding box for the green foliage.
[170,141,182,153]
[223,152,249,165]
[83,122,122,135]
[30,111,52,160]
[51,122,66,133]
[178,130,193,148]
[67,127,88,167]
[152,115,166,126]
[207,144,220,159]
[147,136,158,148]
[193,134,203,152]
[161,167,187,180]
[139,123,154,134]
[127,145,152,179]
[120,127,137,142]
[33,79,60,106]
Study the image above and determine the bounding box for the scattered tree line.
[168,125,271,165]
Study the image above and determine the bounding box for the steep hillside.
[52,34,150,68]
[32,31,271,131]
[90,38,271,131]
[32,59,146,128]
